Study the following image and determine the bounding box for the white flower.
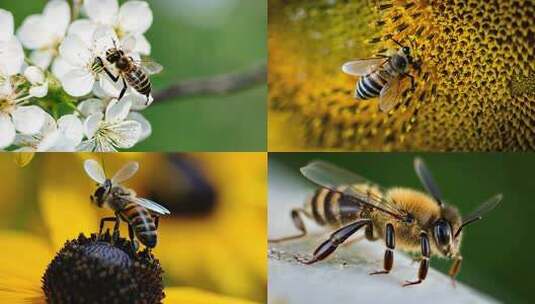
[78,97,141,151]
[14,113,83,151]
[56,26,116,97]
[0,79,46,149]
[0,9,24,76]
[24,66,49,98]
[17,0,70,69]
[83,0,153,54]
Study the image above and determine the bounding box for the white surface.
[268,161,499,304]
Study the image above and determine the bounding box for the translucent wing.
[132,197,171,215]
[462,194,502,225]
[84,159,106,184]
[379,76,402,112]
[140,60,163,75]
[414,157,443,206]
[300,161,408,221]
[111,161,139,184]
[342,58,386,76]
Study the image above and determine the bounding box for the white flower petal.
[61,68,95,97]
[118,1,152,34]
[0,36,24,76]
[127,112,151,141]
[51,56,74,79]
[98,74,123,97]
[105,98,131,123]
[17,15,50,49]
[84,0,119,26]
[0,9,14,41]
[37,130,60,151]
[107,120,141,148]
[11,105,46,135]
[24,66,45,84]
[84,112,103,138]
[68,19,97,46]
[29,83,48,98]
[92,26,117,54]
[0,78,13,96]
[0,114,15,149]
[132,34,150,55]
[29,50,54,69]
[43,0,71,38]
[124,92,150,110]
[40,112,58,135]
[59,34,92,66]
[57,114,84,147]
[77,98,105,117]
[76,138,97,152]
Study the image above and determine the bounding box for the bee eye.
[434,220,452,246]
[403,47,410,54]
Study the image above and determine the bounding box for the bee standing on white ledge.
[342,38,421,112]
[84,159,171,251]
[269,158,501,286]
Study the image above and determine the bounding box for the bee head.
[91,179,112,208]
[433,205,463,257]
[106,48,124,64]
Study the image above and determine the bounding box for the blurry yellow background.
[0,152,267,303]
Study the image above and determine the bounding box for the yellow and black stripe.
[126,68,152,97]
[120,203,158,248]
[308,186,364,226]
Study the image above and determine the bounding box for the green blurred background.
[271,153,534,303]
[4,0,266,151]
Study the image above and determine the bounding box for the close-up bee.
[84,159,171,251]
[269,158,501,287]
[98,37,163,103]
[342,39,420,112]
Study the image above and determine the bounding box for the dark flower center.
[42,232,165,304]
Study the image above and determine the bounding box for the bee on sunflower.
[268,0,535,151]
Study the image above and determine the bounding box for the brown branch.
[153,63,266,102]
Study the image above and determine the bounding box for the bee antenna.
[454,217,481,238]
[390,37,404,48]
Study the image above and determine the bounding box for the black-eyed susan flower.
[269,0,534,151]
[0,153,263,303]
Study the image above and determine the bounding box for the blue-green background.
[272,153,534,303]
[4,0,266,151]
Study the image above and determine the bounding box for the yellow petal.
[39,154,99,252]
[13,152,35,167]
[164,287,258,304]
[0,231,50,304]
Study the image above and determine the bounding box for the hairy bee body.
[356,53,408,100]
[305,184,447,256]
[118,202,158,248]
[105,48,152,99]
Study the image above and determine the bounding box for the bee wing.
[84,159,106,184]
[139,60,164,75]
[414,157,444,206]
[111,161,139,184]
[379,76,402,112]
[455,194,502,238]
[300,161,408,221]
[342,58,386,76]
[132,197,171,215]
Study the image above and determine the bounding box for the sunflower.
[268,0,534,151]
[0,153,264,303]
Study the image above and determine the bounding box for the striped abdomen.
[124,68,151,97]
[119,203,157,248]
[306,186,364,226]
[356,61,399,100]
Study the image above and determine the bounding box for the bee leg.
[269,208,310,243]
[118,78,128,100]
[111,214,121,244]
[370,223,395,275]
[128,224,139,252]
[448,255,463,287]
[98,217,118,237]
[403,232,430,287]
[296,219,372,265]
[154,216,160,229]
[101,66,120,82]
[403,73,416,91]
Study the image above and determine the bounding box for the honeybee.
[84,159,170,251]
[269,158,502,286]
[98,37,163,103]
[342,39,420,112]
